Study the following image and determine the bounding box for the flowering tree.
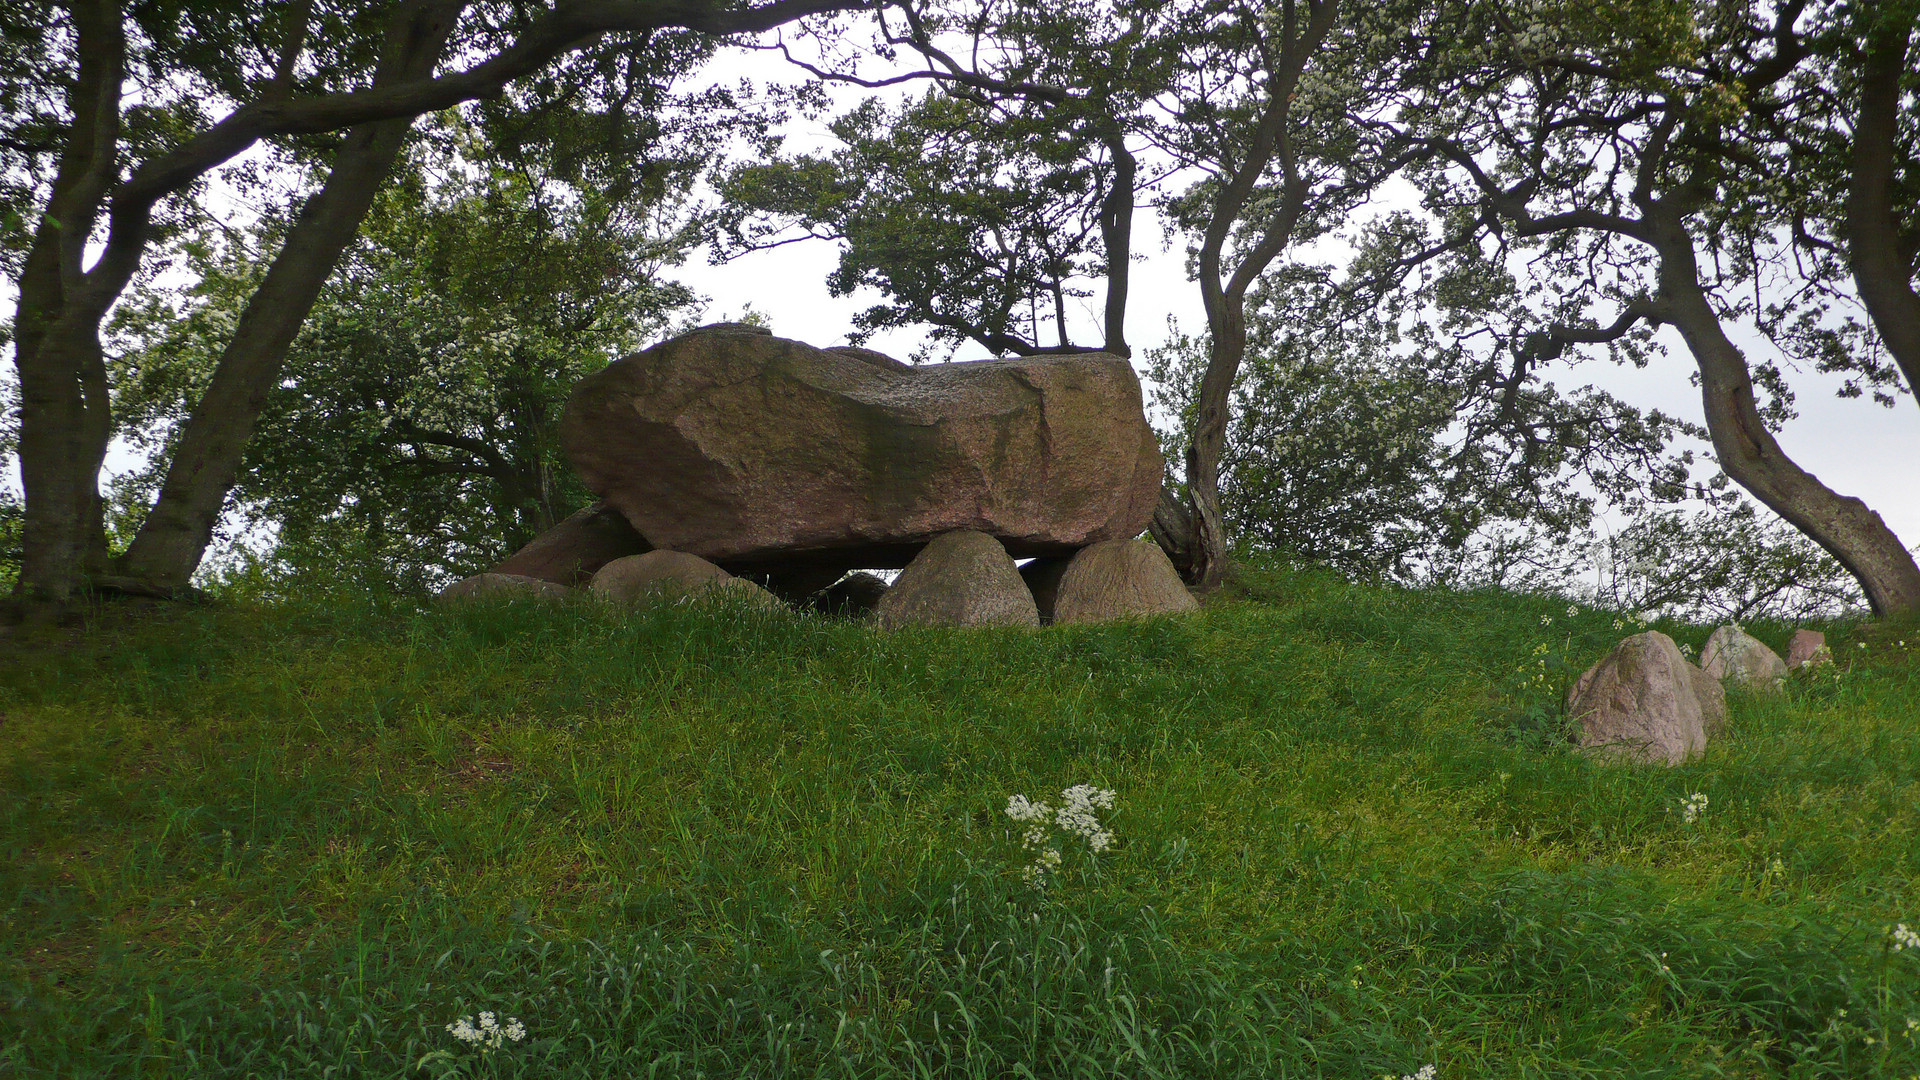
[1148,261,1696,582]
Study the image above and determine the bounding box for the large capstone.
[561,327,1163,573]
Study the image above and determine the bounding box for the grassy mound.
[3,564,1918,1077]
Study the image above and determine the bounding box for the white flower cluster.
[447,1011,526,1051]
[1611,611,1653,632]
[1005,785,1117,888]
[1056,785,1117,852]
[1892,923,1920,952]
[1402,1065,1438,1080]
[1678,792,1708,824]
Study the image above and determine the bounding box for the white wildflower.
[1005,794,1050,823]
[1003,784,1117,887]
[447,1011,526,1052]
[1055,785,1118,853]
[1402,1066,1437,1080]
[1678,792,1708,824]
[1566,604,1579,617]
[1892,923,1920,951]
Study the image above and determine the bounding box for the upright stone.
[1700,625,1788,691]
[1019,556,1074,623]
[490,500,651,585]
[875,531,1038,629]
[437,573,572,602]
[814,571,890,618]
[1566,631,1712,766]
[755,564,849,606]
[590,550,731,603]
[1786,629,1831,669]
[1689,664,1729,737]
[1052,539,1200,625]
[561,327,1163,573]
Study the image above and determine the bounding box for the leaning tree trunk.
[1845,18,1920,402]
[108,1,462,595]
[1655,219,1920,616]
[1148,482,1197,576]
[9,0,123,613]
[1174,1,1333,591]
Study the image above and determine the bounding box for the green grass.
[3,562,1918,1078]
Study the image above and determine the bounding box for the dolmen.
[439,324,1196,625]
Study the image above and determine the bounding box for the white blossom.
[447,1011,526,1051]
[1003,785,1118,887]
[1005,794,1050,823]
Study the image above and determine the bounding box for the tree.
[1750,0,1920,412]
[6,0,864,619]
[108,107,705,591]
[715,0,1174,359]
[720,89,1122,357]
[1387,0,1920,614]
[1148,255,1696,583]
[1147,0,1446,589]
[1591,498,1860,623]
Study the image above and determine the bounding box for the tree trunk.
[1845,18,1920,400]
[9,0,123,613]
[1654,219,1920,616]
[1148,482,1196,575]
[1185,302,1248,590]
[1096,129,1135,357]
[1176,2,1336,591]
[109,1,462,594]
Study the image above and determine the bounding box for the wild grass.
[2,561,1917,1077]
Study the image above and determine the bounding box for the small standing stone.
[590,550,731,603]
[814,571,890,618]
[1688,664,1729,737]
[1019,556,1074,623]
[1700,625,1788,691]
[1786,629,1831,669]
[488,500,651,585]
[1566,631,1714,766]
